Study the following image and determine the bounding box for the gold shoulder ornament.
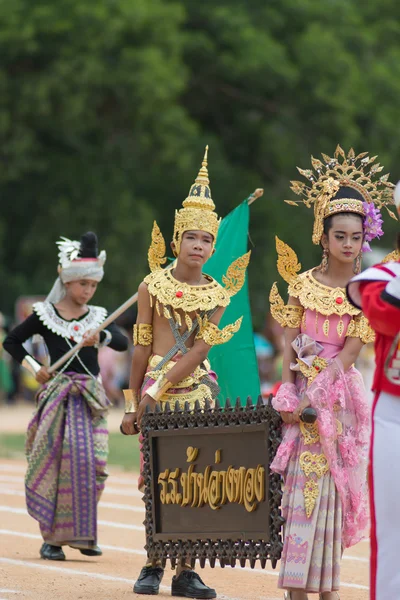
[269,237,304,328]
[269,284,304,329]
[148,221,167,273]
[382,249,400,264]
[276,236,302,284]
[196,315,243,346]
[222,251,251,296]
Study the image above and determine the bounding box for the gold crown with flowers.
[286,145,396,244]
[173,146,221,255]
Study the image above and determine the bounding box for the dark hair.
[323,185,365,236]
[80,232,98,258]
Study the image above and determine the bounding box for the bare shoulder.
[137,281,152,308]
[288,295,301,306]
[138,281,149,295]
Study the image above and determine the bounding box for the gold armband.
[146,374,172,402]
[282,305,304,328]
[346,314,375,345]
[133,323,153,346]
[196,315,243,346]
[123,389,140,413]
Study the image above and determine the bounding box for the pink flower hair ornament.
[362,201,384,252]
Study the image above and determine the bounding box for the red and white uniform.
[348,261,400,600]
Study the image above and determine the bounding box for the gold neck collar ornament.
[173,146,221,255]
[285,145,396,245]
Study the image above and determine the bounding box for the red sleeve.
[360,281,400,336]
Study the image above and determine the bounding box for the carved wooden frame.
[141,396,283,569]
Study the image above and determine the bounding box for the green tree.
[1,0,400,328]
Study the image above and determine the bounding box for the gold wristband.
[146,374,172,402]
[123,389,140,413]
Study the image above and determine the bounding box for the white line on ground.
[0,558,271,600]
[0,526,369,590]
[0,488,143,512]
[0,530,147,555]
[0,476,24,483]
[0,465,25,473]
[0,505,144,532]
[0,476,144,502]
[0,591,21,595]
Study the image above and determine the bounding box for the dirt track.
[0,406,369,600]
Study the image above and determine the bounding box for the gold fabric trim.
[346,313,375,344]
[288,269,361,317]
[300,422,320,445]
[160,384,212,410]
[300,451,329,479]
[299,451,330,518]
[148,221,167,273]
[133,323,153,346]
[196,315,243,346]
[147,354,210,390]
[303,479,320,518]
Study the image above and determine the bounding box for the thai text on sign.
[157,446,265,512]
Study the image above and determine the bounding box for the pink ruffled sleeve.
[271,382,299,412]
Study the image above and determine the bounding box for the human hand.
[82,330,100,347]
[280,411,295,425]
[137,394,157,427]
[36,366,52,384]
[293,395,311,422]
[120,412,139,436]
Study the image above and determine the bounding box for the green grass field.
[0,432,140,471]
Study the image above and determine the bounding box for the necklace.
[144,267,230,315]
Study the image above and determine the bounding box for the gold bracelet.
[123,389,140,413]
[146,374,172,402]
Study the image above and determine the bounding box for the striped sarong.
[25,372,110,548]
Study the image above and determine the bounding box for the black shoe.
[133,565,164,595]
[40,543,66,561]
[79,545,102,557]
[171,570,216,599]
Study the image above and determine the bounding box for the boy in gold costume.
[121,147,249,598]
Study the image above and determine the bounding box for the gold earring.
[320,248,329,272]
[354,253,362,274]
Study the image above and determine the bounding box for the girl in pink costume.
[269,146,396,600]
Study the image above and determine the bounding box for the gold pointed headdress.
[173,146,221,254]
[286,145,396,244]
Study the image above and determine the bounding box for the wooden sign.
[141,396,283,569]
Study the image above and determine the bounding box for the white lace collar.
[33,301,107,343]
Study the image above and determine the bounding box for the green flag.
[206,200,260,405]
